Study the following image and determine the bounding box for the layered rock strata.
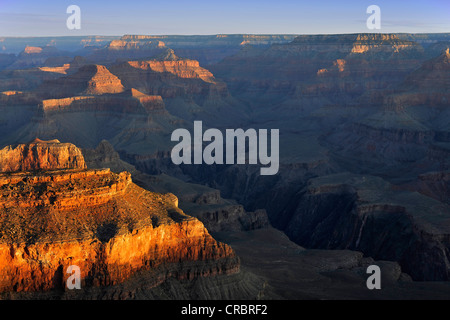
[0,140,238,292]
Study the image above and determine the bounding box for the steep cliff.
[38,64,125,98]
[0,140,238,292]
[280,173,450,281]
[126,49,216,83]
[109,50,228,100]
[40,89,165,114]
[0,138,86,172]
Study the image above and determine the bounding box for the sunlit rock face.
[0,139,86,173]
[0,140,238,292]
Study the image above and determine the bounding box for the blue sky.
[0,0,449,36]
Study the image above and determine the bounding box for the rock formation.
[126,50,216,83]
[0,139,86,172]
[23,46,43,54]
[109,50,229,100]
[38,64,125,98]
[0,140,238,292]
[38,64,71,75]
[39,89,165,114]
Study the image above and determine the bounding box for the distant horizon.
[2,31,450,38]
[1,0,449,37]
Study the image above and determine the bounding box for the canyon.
[0,33,449,299]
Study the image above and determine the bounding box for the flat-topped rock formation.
[38,64,71,75]
[0,90,39,105]
[129,88,165,112]
[23,46,43,54]
[108,39,166,50]
[288,33,420,55]
[0,139,86,172]
[127,59,216,83]
[40,89,165,114]
[350,33,419,54]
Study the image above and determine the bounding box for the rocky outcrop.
[0,139,86,172]
[83,65,125,95]
[286,33,421,57]
[0,90,21,96]
[127,52,216,83]
[350,33,419,54]
[0,90,39,105]
[40,89,165,114]
[0,53,17,71]
[108,39,166,50]
[110,51,229,100]
[38,64,125,98]
[23,46,43,54]
[41,96,94,111]
[0,140,238,292]
[38,64,71,75]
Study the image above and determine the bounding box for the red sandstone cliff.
[0,139,86,172]
[0,140,238,292]
[126,58,216,84]
[109,50,229,99]
[39,89,165,114]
